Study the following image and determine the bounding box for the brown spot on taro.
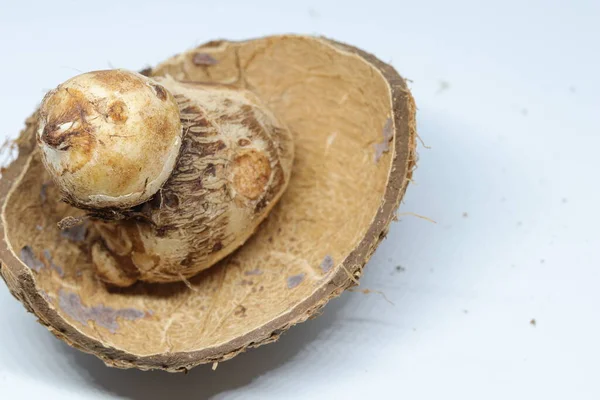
[256,164,284,212]
[212,241,223,253]
[240,107,264,137]
[142,111,180,142]
[91,70,146,92]
[287,273,305,289]
[255,197,268,212]
[108,100,128,123]
[205,163,216,176]
[181,254,194,266]
[100,151,144,193]
[40,88,97,174]
[163,192,180,208]
[41,127,91,157]
[192,52,219,66]
[151,83,168,101]
[155,224,177,237]
[43,87,91,126]
[181,104,204,116]
[237,138,251,147]
[232,150,271,200]
[189,139,226,157]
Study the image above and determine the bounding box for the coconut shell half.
[0,35,416,371]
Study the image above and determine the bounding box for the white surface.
[1,0,599,399]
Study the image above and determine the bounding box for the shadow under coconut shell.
[54,292,349,400]
[103,262,220,299]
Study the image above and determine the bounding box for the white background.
[1,0,599,398]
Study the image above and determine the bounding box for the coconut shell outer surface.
[0,35,417,371]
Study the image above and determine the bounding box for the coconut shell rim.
[0,34,417,372]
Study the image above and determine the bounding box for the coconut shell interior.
[0,35,416,371]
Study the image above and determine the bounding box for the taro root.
[37,69,294,287]
[0,35,416,371]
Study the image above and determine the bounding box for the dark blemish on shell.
[61,224,87,242]
[58,290,145,334]
[287,273,305,289]
[192,52,219,66]
[212,241,223,252]
[20,246,64,276]
[43,250,64,277]
[234,305,247,317]
[20,246,44,272]
[151,84,168,101]
[374,117,393,162]
[39,290,53,303]
[139,67,152,77]
[244,269,263,276]
[40,182,51,203]
[320,255,334,273]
